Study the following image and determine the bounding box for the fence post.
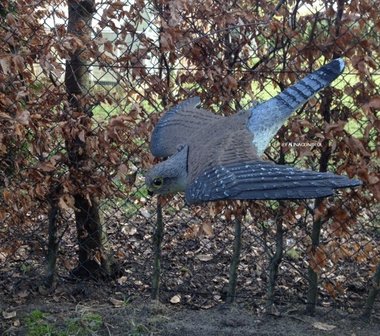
[306,215,323,315]
[362,261,380,320]
[151,198,164,300]
[45,197,60,287]
[266,217,284,310]
[226,218,242,304]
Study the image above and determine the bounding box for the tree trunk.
[65,0,94,107]
[306,91,333,315]
[65,0,117,279]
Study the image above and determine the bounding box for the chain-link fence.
[1,0,379,326]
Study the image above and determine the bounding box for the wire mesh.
[0,0,379,317]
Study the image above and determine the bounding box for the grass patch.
[26,310,56,336]
[24,309,103,336]
[66,312,103,336]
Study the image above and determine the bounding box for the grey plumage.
[247,58,346,155]
[146,58,361,204]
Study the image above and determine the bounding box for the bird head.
[145,145,189,196]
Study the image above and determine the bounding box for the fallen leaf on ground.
[170,294,181,304]
[117,276,128,285]
[2,311,16,319]
[312,321,336,331]
[110,297,124,307]
[197,254,213,261]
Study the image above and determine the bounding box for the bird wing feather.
[186,160,361,204]
[150,97,223,157]
[186,114,256,182]
[247,58,345,155]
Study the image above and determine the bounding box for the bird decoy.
[145,58,361,204]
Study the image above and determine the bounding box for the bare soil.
[1,294,379,336]
[104,299,380,336]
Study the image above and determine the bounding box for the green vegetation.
[92,102,123,119]
[21,307,161,336]
[91,86,159,121]
[65,312,103,336]
[25,309,103,336]
[286,247,301,260]
[26,310,55,336]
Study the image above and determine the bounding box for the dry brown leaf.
[6,13,17,26]
[116,163,129,179]
[16,110,30,125]
[104,41,114,53]
[364,96,380,110]
[117,276,128,285]
[202,222,214,237]
[78,129,86,142]
[170,294,181,304]
[37,162,56,172]
[0,112,13,120]
[312,322,336,331]
[2,310,17,319]
[63,259,73,271]
[110,297,124,308]
[309,246,327,272]
[2,190,12,204]
[122,226,137,236]
[183,224,200,239]
[139,208,151,219]
[324,282,336,298]
[0,55,11,74]
[17,290,29,298]
[0,251,8,262]
[197,254,213,262]
[58,194,75,210]
[13,55,25,73]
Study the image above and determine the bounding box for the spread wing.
[185,113,360,204]
[150,97,223,157]
[247,58,345,155]
[185,160,361,204]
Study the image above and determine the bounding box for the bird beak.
[147,189,154,196]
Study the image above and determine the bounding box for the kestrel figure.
[146,59,361,204]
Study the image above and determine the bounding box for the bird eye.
[153,178,163,187]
